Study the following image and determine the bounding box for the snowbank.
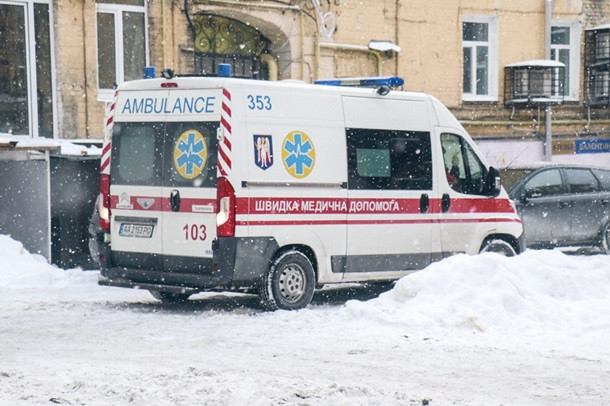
[3,233,610,336]
[347,250,610,335]
[0,235,97,289]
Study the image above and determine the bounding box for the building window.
[594,71,609,98]
[0,1,54,138]
[96,0,148,101]
[551,22,580,100]
[462,16,498,101]
[595,32,610,60]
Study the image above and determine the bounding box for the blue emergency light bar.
[314,76,404,88]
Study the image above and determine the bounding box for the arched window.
[193,15,270,79]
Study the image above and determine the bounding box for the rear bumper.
[99,236,279,292]
[98,276,202,294]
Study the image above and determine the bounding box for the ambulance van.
[96,71,524,310]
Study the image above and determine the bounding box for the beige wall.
[50,0,610,140]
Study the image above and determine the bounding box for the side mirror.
[484,166,502,197]
[521,188,542,203]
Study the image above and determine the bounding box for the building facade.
[1,0,610,166]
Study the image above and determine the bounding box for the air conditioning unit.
[504,60,565,106]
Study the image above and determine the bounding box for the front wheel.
[260,250,316,311]
[150,290,191,303]
[480,238,517,257]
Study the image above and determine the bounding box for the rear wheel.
[150,290,191,303]
[260,250,315,311]
[480,238,517,257]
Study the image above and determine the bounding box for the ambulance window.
[111,123,163,186]
[163,122,218,188]
[441,133,487,195]
[347,129,432,190]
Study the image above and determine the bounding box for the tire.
[601,222,610,255]
[149,290,191,303]
[260,250,316,311]
[480,238,517,257]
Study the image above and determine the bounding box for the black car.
[503,164,610,253]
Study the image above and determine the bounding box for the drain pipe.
[261,54,278,81]
[544,0,553,161]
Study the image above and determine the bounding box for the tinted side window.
[347,129,432,190]
[163,122,219,188]
[565,168,599,194]
[440,133,487,195]
[592,169,610,191]
[111,122,163,186]
[523,169,564,197]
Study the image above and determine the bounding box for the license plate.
[119,223,154,238]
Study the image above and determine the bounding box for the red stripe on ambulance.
[217,88,233,177]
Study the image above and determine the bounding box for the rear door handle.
[442,193,451,213]
[170,190,180,212]
[558,201,570,209]
[420,193,429,213]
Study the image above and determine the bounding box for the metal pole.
[545,104,552,161]
[544,0,553,161]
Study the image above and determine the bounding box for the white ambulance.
[96,71,524,310]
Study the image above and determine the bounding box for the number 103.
[183,224,207,241]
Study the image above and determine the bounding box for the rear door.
[110,120,165,270]
[161,121,219,273]
[563,168,604,243]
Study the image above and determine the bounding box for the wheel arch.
[271,244,319,282]
[480,233,521,254]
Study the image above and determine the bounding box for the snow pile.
[0,235,96,289]
[347,250,610,335]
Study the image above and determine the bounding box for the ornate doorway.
[193,15,270,79]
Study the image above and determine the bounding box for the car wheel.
[260,250,315,311]
[150,290,191,303]
[602,222,610,255]
[480,238,517,257]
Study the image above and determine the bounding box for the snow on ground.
[1,234,610,405]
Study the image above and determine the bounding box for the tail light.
[99,174,111,230]
[216,177,235,237]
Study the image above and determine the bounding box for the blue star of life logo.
[174,130,207,179]
[282,131,315,178]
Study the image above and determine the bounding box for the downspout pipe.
[261,54,278,81]
[544,0,553,161]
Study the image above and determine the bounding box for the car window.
[564,168,599,194]
[523,169,564,197]
[440,133,487,195]
[347,128,432,190]
[592,169,610,191]
[111,122,163,186]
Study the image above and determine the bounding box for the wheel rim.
[278,263,306,303]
